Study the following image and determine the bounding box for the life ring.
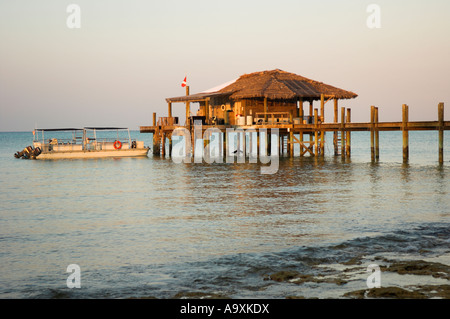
[113,140,122,149]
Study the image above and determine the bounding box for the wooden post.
[153,129,160,156]
[402,104,409,163]
[242,130,246,157]
[161,132,166,157]
[346,108,351,157]
[205,99,210,124]
[168,134,172,157]
[333,99,338,123]
[314,108,319,157]
[168,102,172,118]
[320,94,325,123]
[286,134,289,155]
[186,86,190,127]
[341,107,346,158]
[334,99,339,156]
[298,98,303,118]
[438,102,444,164]
[375,107,379,161]
[309,100,313,150]
[264,97,268,123]
[289,129,294,157]
[235,131,240,156]
[256,131,260,158]
[153,112,157,126]
[189,124,196,158]
[299,106,304,157]
[223,131,227,158]
[280,135,283,155]
[370,106,375,162]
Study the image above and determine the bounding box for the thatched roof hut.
[166,69,357,103]
[217,69,357,101]
[166,69,357,126]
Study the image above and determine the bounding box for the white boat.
[15,127,149,160]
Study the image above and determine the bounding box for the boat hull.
[36,148,149,160]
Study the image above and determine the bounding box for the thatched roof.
[166,69,357,103]
[219,69,357,100]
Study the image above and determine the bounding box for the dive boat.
[14,127,149,160]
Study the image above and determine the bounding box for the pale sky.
[1,0,449,131]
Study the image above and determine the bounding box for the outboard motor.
[14,146,40,159]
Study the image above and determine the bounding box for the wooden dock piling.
[314,109,319,157]
[341,107,346,158]
[375,107,379,161]
[370,106,375,162]
[346,108,351,157]
[402,104,409,163]
[438,102,444,164]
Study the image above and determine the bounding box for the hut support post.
[438,102,444,164]
[223,131,227,158]
[168,134,172,157]
[264,97,268,123]
[153,130,160,156]
[205,100,210,124]
[279,135,283,155]
[289,129,294,157]
[320,94,325,122]
[161,132,166,157]
[402,104,409,163]
[257,131,260,158]
[298,98,303,118]
[168,102,172,118]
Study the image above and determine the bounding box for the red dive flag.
[181,76,187,87]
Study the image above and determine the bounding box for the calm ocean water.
[0,130,449,299]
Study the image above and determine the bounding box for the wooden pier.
[140,102,448,164]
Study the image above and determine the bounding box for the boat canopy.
[35,127,129,132]
[84,127,129,130]
[34,128,83,132]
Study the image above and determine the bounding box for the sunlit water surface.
[0,131,449,298]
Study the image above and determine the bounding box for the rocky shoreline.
[264,257,450,299]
